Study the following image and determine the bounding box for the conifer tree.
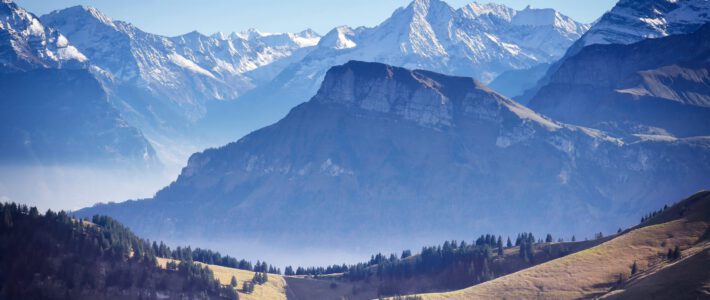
[497,237,504,256]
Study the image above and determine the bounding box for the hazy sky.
[16,0,617,37]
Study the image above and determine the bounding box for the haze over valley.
[1,0,709,299]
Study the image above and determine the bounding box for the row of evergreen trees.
[285,232,570,281]
[150,241,280,274]
[344,235,509,284]
[0,202,237,299]
[640,204,670,223]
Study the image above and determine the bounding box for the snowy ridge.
[0,0,86,71]
[577,0,710,48]
[40,4,321,119]
[260,0,590,108]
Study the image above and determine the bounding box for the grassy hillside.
[416,191,710,300]
[158,258,287,300]
[282,230,612,299]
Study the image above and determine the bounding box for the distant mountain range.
[77,61,710,254]
[39,5,322,161]
[231,0,590,138]
[1,0,593,168]
[0,0,158,167]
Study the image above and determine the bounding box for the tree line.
[0,202,238,300]
[151,241,280,274]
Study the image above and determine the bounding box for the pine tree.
[230,275,237,287]
[630,261,638,275]
[506,237,512,248]
[571,235,576,242]
[672,246,681,260]
[545,234,553,243]
[497,237,504,256]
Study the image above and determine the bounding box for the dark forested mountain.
[0,0,158,167]
[78,61,710,255]
[0,202,237,300]
[528,23,710,137]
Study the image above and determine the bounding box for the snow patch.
[168,53,217,79]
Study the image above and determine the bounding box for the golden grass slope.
[157,257,287,300]
[419,191,710,300]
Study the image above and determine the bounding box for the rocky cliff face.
[78,62,710,256]
[529,23,710,137]
[517,0,710,104]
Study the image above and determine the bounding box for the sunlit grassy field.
[157,257,288,300]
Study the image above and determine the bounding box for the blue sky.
[16,0,617,36]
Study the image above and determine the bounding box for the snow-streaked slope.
[230,0,589,140]
[0,0,85,71]
[578,0,710,49]
[40,5,320,120]
[0,1,159,168]
[518,0,710,104]
[300,0,588,84]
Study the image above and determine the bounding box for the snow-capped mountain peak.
[319,26,358,49]
[460,2,516,21]
[0,0,86,71]
[36,3,323,132]
[290,29,321,47]
[513,7,576,30]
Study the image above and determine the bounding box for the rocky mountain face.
[0,0,85,71]
[228,0,589,140]
[572,0,710,54]
[518,0,710,104]
[0,0,158,167]
[528,21,710,137]
[78,61,710,254]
